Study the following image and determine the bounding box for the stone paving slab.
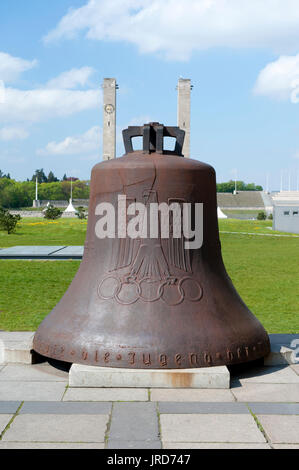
[158,402,250,414]
[0,246,66,258]
[49,246,84,258]
[20,401,111,414]
[150,388,235,402]
[107,440,162,449]
[292,364,299,374]
[269,334,299,346]
[63,387,148,402]
[0,332,35,365]
[0,381,66,401]
[233,365,299,384]
[108,402,159,442]
[0,402,21,414]
[0,364,68,382]
[257,415,299,444]
[2,414,109,442]
[0,246,84,260]
[249,403,299,415]
[231,383,299,402]
[0,415,12,435]
[2,343,33,365]
[69,364,230,389]
[0,442,105,449]
[0,332,35,341]
[162,442,271,449]
[160,414,266,443]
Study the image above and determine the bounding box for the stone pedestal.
[69,364,230,389]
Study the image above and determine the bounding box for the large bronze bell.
[33,122,270,369]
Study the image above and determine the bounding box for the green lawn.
[219,218,299,236]
[0,217,87,247]
[0,260,79,331]
[0,217,298,332]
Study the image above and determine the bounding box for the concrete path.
[0,360,299,449]
[0,246,83,260]
[2,236,299,260]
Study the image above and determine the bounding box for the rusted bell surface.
[33,122,270,369]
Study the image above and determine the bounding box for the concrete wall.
[273,205,299,234]
[11,210,86,218]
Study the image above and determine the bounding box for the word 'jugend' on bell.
[33,122,270,369]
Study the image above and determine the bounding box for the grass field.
[0,217,87,247]
[0,217,298,333]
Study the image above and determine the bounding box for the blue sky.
[0,0,298,190]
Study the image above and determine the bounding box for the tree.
[216,180,263,193]
[43,204,63,220]
[47,171,59,183]
[31,169,48,183]
[38,182,65,200]
[257,211,266,220]
[62,173,67,181]
[75,206,87,219]
[0,207,21,234]
[0,181,34,208]
[0,170,11,179]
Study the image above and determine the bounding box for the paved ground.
[0,246,83,260]
[0,361,298,449]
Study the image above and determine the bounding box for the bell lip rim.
[31,349,271,370]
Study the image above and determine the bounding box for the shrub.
[257,211,266,220]
[43,204,63,220]
[0,207,21,234]
[268,213,273,220]
[75,206,87,219]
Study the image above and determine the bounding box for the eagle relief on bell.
[33,122,270,369]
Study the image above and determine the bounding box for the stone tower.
[102,78,118,160]
[177,78,192,158]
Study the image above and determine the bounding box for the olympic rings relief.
[97,275,203,306]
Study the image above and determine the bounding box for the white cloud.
[0,85,101,124]
[0,126,29,141]
[44,0,299,60]
[46,66,95,89]
[37,126,101,156]
[0,51,37,82]
[253,54,299,101]
[0,57,101,124]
